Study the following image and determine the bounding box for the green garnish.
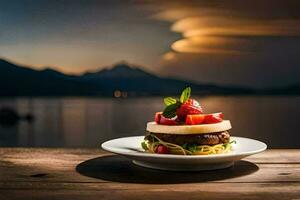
[141,141,148,150]
[162,87,191,118]
[223,140,236,148]
[162,102,181,118]
[180,87,191,103]
[163,97,177,106]
[182,143,198,153]
[230,140,237,144]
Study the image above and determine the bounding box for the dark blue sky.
[1,0,300,88]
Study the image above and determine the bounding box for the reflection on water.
[0,96,299,148]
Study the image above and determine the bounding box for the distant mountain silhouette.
[83,62,152,78]
[79,62,255,96]
[262,84,300,95]
[40,68,69,78]
[0,59,97,96]
[0,59,298,96]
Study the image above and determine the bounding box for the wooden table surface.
[0,148,299,200]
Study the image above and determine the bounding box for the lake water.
[0,96,299,148]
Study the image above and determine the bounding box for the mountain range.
[0,59,298,97]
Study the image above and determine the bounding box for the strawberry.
[154,112,162,124]
[203,112,223,124]
[176,99,203,121]
[186,114,205,125]
[160,115,178,125]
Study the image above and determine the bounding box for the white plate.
[101,136,267,171]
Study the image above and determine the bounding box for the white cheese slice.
[146,120,232,134]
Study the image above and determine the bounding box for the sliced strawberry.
[186,114,205,125]
[203,112,223,124]
[160,115,177,125]
[155,145,169,154]
[176,99,203,121]
[154,112,162,124]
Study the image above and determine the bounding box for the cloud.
[171,35,251,54]
[159,37,300,88]
[172,17,300,37]
[150,0,300,87]
[149,1,300,57]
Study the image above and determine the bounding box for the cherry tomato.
[155,145,170,154]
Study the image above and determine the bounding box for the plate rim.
[101,136,267,159]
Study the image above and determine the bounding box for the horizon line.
[0,57,148,76]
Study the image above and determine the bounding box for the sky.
[0,0,300,88]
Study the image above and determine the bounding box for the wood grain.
[0,148,299,200]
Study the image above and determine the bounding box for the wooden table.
[0,148,299,200]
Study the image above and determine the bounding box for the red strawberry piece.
[185,114,205,125]
[160,115,178,125]
[154,112,162,124]
[203,112,223,124]
[176,99,203,121]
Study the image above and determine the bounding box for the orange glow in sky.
[156,7,300,59]
[1,1,300,88]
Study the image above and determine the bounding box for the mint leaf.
[162,102,181,118]
[180,87,191,103]
[164,97,177,106]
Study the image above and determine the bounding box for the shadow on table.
[76,155,259,184]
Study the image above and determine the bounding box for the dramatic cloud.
[148,0,300,87]
[151,3,300,56]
